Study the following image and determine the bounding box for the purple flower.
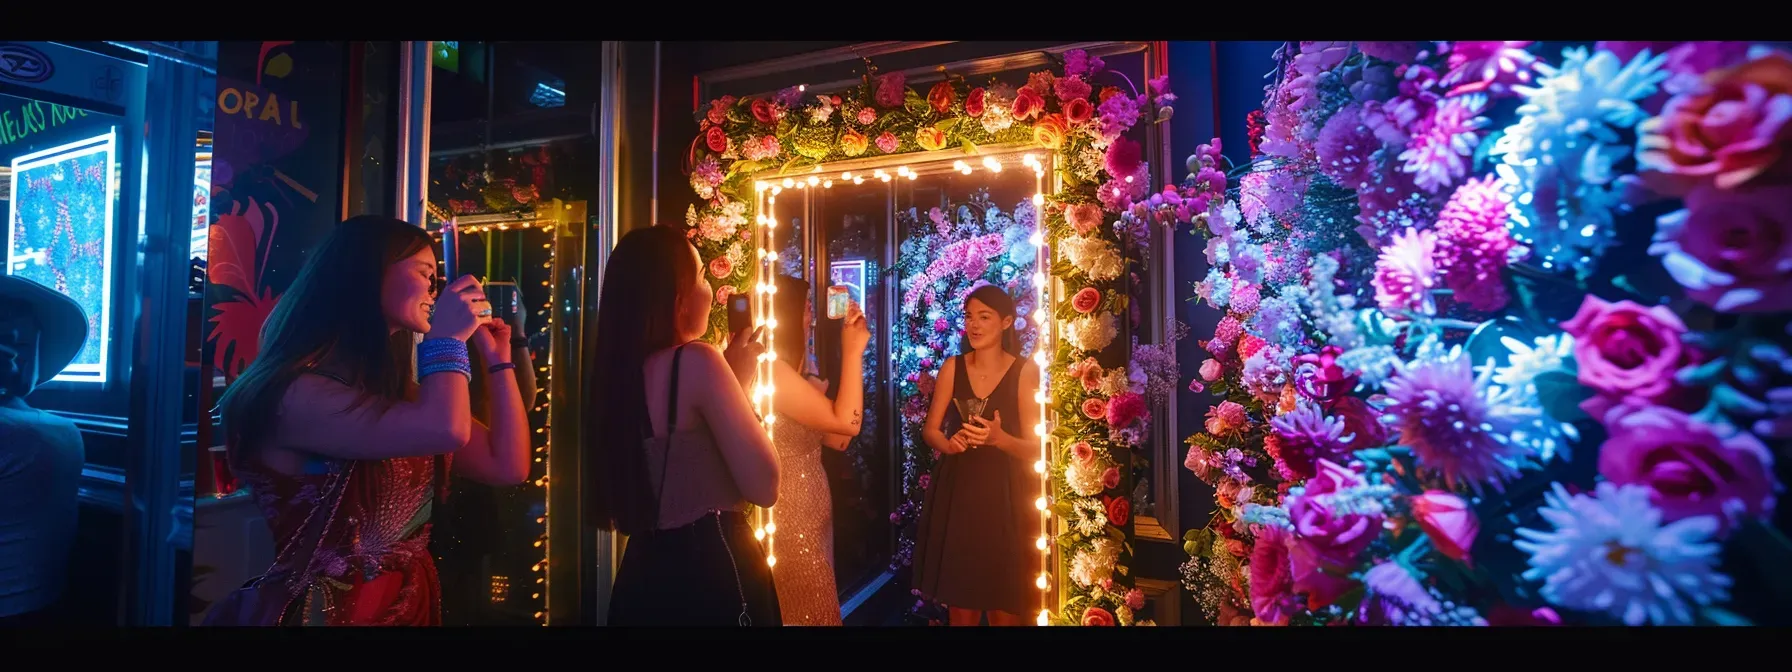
[1381,353,1529,493]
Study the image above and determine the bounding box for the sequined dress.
[239,453,449,626]
[770,412,842,626]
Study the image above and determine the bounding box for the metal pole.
[394,42,414,221]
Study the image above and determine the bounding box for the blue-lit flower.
[1490,46,1671,276]
[1381,347,1536,492]
[1515,482,1731,626]
[1486,333,1580,462]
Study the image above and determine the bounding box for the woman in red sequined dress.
[215,216,532,626]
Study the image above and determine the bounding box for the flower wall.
[686,50,1185,625]
[1179,40,1792,627]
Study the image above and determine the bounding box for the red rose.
[750,98,778,125]
[1071,287,1102,313]
[1063,97,1095,125]
[1080,607,1116,626]
[1410,490,1478,564]
[965,87,987,117]
[705,126,728,153]
[1081,397,1108,420]
[708,255,734,279]
[927,81,955,115]
[1012,87,1045,121]
[1103,494,1131,526]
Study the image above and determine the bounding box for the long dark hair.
[774,274,811,372]
[964,284,1019,355]
[216,215,436,462]
[585,225,701,534]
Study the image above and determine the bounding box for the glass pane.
[806,180,888,597]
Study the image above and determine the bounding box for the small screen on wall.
[434,42,460,74]
[6,128,117,384]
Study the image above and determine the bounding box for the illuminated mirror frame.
[747,142,1062,620]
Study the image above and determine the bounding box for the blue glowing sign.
[6,128,116,384]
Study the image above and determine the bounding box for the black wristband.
[488,362,518,374]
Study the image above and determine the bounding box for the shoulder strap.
[651,344,688,527]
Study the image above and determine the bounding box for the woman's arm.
[452,322,532,485]
[513,342,539,409]
[277,371,474,460]
[689,343,781,507]
[921,358,970,455]
[772,362,861,438]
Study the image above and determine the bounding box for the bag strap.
[263,459,357,604]
[651,344,688,527]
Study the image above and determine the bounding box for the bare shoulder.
[938,354,958,376]
[1020,358,1042,381]
[279,371,359,417]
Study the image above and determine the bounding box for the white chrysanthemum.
[1061,235,1125,282]
[1070,537,1121,587]
[1066,460,1107,497]
[1515,482,1732,626]
[1493,334,1574,398]
[1490,46,1670,273]
[1099,368,1131,397]
[1066,312,1118,353]
[1072,497,1110,537]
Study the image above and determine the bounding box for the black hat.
[0,275,90,386]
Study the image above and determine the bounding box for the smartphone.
[826,285,851,320]
[485,281,521,327]
[727,294,752,334]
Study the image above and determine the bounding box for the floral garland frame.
[683,50,1177,625]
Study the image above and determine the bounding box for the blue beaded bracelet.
[418,338,472,381]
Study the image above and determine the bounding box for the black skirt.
[609,510,783,626]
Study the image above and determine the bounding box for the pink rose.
[964,88,986,117]
[1410,490,1478,564]
[1071,287,1102,313]
[1199,358,1223,381]
[1012,86,1045,120]
[1063,97,1095,125]
[1124,588,1146,611]
[707,255,733,279]
[856,107,878,125]
[1560,295,1700,416]
[1184,445,1211,479]
[1247,524,1298,625]
[714,285,736,306]
[1286,460,1380,608]
[1638,51,1792,193]
[1597,403,1779,534]
[1070,441,1094,463]
[1101,466,1121,490]
[1653,178,1792,313]
[875,132,900,154]
[1066,203,1104,236]
[1082,397,1108,420]
[1081,607,1115,626]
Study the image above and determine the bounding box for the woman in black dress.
[913,284,1042,626]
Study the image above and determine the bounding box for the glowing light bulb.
[907,172,917,180]
[841,171,852,180]
[1037,610,1050,626]
[806,176,819,186]
[1029,232,1044,246]
[767,251,779,261]
[766,522,777,534]
[1034,460,1046,473]
[982,156,1002,172]
[1036,535,1048,550]
[1032,272,1045,285]
[765,414,777,424]
[782,178,795,188]
[767,556,778,567]
[1035,574,1049,590]
[853,176,865,185]
[1033,423,1047,437]
[1035,497,1048,510]
[755,528,766,540]
[823,180,834,188]
[1033,193,1045,207]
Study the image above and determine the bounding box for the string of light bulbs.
[1021,153,1056,627]
[751,180,781,569]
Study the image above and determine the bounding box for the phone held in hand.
[826,285,850,320]
[728,294,752,334]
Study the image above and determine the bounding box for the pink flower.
[1315,104,1385,189]
[1372,228,1440,316]
[1357,41,1424,64]
[1012,86,1045,121]
[1248,525,1298,625]
[707,255,733,279]
[1105,392,1149,429]
[963,88,986,118]
[1286,460,1381,608]
[1070,441,1094,463]
[1652,178,1792,313]
[1082,397,1108,420]
[874,72,907,108]
[1054,75,1092,102]
[1199,358,1223,381]
[714,285,736,306]
[874,132,900,154]
[1183,446,1211,478]
[1410,491,1478,564]
[1596,403,1779,534]
[1432,176,1516,312]
[1102,467,1122,490]
[1071,287,1102,313]
[856,107,877,125]
[1330,396,1388,452]
[1204,401,1249,436]
[1104,137,1145,180]
[1066,203,1104,236]
[1124,588,1146,611]
[1080,606,1115,626]
[1639,51,1792,193]
[1560,295,1700,416]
